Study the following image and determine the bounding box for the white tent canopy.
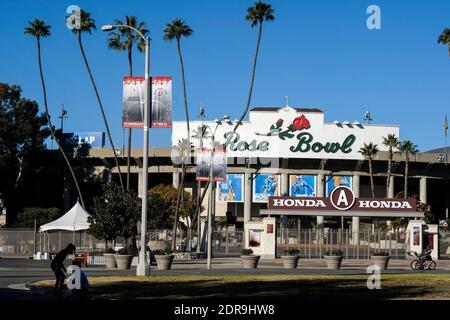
[39,201,90,232]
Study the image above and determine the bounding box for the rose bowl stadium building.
[83,105,450,237]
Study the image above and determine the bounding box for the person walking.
[51,243,76,295]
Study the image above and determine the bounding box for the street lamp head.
[101,25,116,31]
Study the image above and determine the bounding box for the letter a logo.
[66,265,81,290]
[330,186,355,211]
[366,265,381,289]
[366,5,381,30]
[337,190,348,206]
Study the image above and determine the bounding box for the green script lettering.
[290,133,356,154]
[341,134,356,153]
[224,132,270,152]
[290,132,312,152]
[223,131,355,154]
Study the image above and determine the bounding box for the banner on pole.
[195,147,227,182]
[196,147,211,181]
[122,76,172,128]
[211,147,227,182]
[151,76,172,128]
[122,76,145,128]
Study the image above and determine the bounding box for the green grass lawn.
[34,274,450,300]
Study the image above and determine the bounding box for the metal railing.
[1,228,409,261]
[277,228,407,259]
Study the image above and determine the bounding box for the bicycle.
[407,251,436,270]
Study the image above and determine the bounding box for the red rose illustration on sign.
[256,114,312,140]
[292,115,310,130]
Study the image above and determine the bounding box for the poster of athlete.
[253,174,280,203]
[216,174,244,202]
[289,175,316,197]
[326,175,352,196]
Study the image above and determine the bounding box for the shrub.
[117,247,129,255]
[241,249,254,256]
[128,247,139,257]
[105,248,115,254]
[324,249,343,256]
[153,248,173,256]
[372,250,390,256]
[282,248,300,256]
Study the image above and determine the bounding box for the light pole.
[102,24,150,276]
[203,115,232,270]
[58,104,68,146]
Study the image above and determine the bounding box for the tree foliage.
[148,184,197,229]
[88,182,141,243]
[0,83,50,225]
[13,207,60,228]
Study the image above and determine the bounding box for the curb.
[25,282,50,294]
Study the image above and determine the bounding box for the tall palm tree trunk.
[369,158,375,198]
[177,39,190,136]
[172,39,191,251]
[232,22,263,133]
[404,155,409,199]
[36,37,85,208]
[172,168,186,251]
[77,32,124,193]
[386,149,392,198]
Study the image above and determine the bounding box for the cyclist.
[423,245,433,262]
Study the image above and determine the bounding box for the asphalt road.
[2,257,450,300]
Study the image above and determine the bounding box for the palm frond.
[24,18,51,38]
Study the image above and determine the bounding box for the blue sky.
[1,0,449,151]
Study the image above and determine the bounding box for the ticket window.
[423,234,434,250]
[422,229,439,260]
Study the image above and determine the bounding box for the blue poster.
[62,132,105,149]
[217,174,244,202]
[253,174,280,203]
[289,175,316,197]
[326,175,352,196]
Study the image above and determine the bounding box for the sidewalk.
[170,257,450,270]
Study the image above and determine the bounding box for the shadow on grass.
[90,278,439,301]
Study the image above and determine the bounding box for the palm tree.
[232,1,274,133]
[25,19,85,208]
[382,134,399,197]
[438,27,450,56]
[107,15,149,191]
[397,140,418,199]
[164,19,193,251]
[163,18,193,140]
[72,9,124,193]
[359,143,379,198]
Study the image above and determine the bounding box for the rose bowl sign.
[268,186,417,214]
[172,106,400,160]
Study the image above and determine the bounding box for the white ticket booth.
[244,217,276,259]
[406,220,439,260]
